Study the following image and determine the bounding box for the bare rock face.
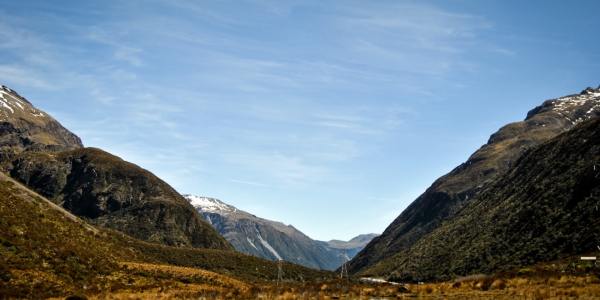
[0,85,231,250]
[349,87,600,275]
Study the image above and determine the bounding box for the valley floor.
[36,266,600,300]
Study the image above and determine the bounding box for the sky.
[0,0,599,241]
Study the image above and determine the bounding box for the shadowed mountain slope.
[348,87,600,274]
[364,117,600,281]
[7,148,231,249]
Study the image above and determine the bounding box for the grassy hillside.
[0,172,330,298]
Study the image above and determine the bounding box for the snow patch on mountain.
[550,87,600,125]
[257,232,282,260]
[0,90,15,114]
[184,194,236,213]
[12,100,24,110]
[0,86,46,118]
[246,237,258,250]
[184,193,378,269]
[0,98,13,113]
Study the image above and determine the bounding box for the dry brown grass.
[31,265,600,299]
[40,261,254,300]
[119,262,250,290]
[399,274,600,299]
[4,164,600,299]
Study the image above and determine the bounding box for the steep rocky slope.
[365,117,600,281]
[0,85,82,161]
[185,195,377,270]
[7,149,230,249]
[0,85,229,250]
[349,86,600,274]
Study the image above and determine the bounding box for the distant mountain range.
[349,86,600,281]
[185,195,378,270]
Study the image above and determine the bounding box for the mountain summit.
[0,85,82,160]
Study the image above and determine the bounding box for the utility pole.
[276,259,283,286]
[340,251,349,279]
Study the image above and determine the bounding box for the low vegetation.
[0,173,329,299]
[1,87,599,298]
[3,153,600,298]
[79,273,600,299]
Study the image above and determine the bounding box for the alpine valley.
[1,83,600,299]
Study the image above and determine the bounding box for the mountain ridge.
[366,117,600,280]
[185,194,377,270]
[326,234,380,250]
[0,85,82,162]
[348,86,600,277]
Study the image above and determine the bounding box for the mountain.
[0,85,230,250]
[367,117,600,281]
[0,85,82,160]
[325,234,380,258]
[185,194,378,270]
[349,86,600,277]
[0,171,329,298]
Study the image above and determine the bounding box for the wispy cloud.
[222,151,330,186]
[0,0,523,239]
[332,2,491,78]
[113,46,143,66]
[310,110,403,135]
[0,65,54,89]
[229,178,271,188]
[488,46,517,56]
[0,1,485,185]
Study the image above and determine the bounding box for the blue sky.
[0,0,599,241]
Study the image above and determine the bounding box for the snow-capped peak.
[183,194,236,213]
[0,85,45,118]
[548,87,600,125]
